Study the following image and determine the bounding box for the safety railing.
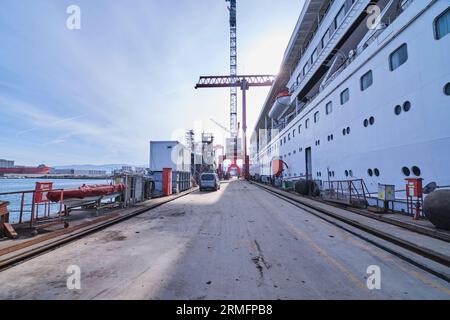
[322,179,370,206]
[0,188,66,227]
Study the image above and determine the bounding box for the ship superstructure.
[250,0,450,195]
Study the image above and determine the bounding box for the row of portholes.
[342,127,351,136]
[394,101,411,115]
[344,170,353,177]
[316,172,323,177]
[315,140,321,146]
[327,134,334,142]
[368,168,380,177]
[328,171,336,177]
[402,166,421,177]
[363,117,375,127]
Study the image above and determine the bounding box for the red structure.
[34,182,53,219]
[196,75,275,179]
[0,165,50,175]
[47,184,125,202]
[406,178,424,220]
[162,168,173,196]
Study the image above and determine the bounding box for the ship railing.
[0,188,66,228]
[322,179,370,207]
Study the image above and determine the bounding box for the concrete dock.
[0,181,449,300]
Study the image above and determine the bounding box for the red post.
[241,80,249,179]
[59,190,64,222]
[163,168,173,196]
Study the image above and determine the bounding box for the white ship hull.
[250,0,450,198]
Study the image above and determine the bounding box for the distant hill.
[53,164,147,173]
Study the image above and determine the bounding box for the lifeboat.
[47,183,126,202]
[268,90,291,120]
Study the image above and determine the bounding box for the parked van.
[199,173,221,192]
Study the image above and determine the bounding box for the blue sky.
[0,0,303,166]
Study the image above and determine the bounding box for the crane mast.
[226,0,238,138]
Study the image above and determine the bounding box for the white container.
[149,141,191,173]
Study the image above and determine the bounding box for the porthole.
[368,169,373,177]
[445,83,450,96]
[343,129,346,136]
[403,101,411,112]
[331,134,334,140]
[374,168,380,177]
[349,170,353,177]
[346,127,351,135]
[364,119,369,127]
[395,105,402,115]
[412,166,421,177]
[369,117,375,125]
[345,170,349,177]
[402,167,411,177]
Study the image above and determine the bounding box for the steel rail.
[250,181,450,283]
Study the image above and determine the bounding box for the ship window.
[349,170,353,177]
[445,83,450,96]
[305,119,310,129]
[374,168,380,177]
[434,8,450,40]
[298,124,302,133]
[346,127,351,135]
[403,101,411,112]
[345,170,349,177]
[288,133,291,141]
[395,105,402,115]
[280,140,283,146]
[335,5,346,29]
[412,166,421,177]
[314,111,320,123]
[389,44,408,71]
[322,28,331,48]
[311,48,318,65]
[364,119,369,127]
[368,169,373,177]
[340,89,350,105]
[369,117,375,125]
[360,70,373,91]
[284,137,286,143]
[293,129,296,138]
[326,101,333,115]
[303,63,309,76]
[402,167,411,177]
[342,128,346,136]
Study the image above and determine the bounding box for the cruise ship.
[250,0,450,197]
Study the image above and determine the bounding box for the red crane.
[195,75,275,178]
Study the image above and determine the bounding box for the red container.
[163,168,173,196]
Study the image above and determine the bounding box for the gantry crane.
[195,0,275,179]
[195,75,275,178]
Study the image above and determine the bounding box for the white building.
[149,141,192,173]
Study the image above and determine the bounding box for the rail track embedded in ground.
[250,181,450,283]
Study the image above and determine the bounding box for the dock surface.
[0,181,449,300]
